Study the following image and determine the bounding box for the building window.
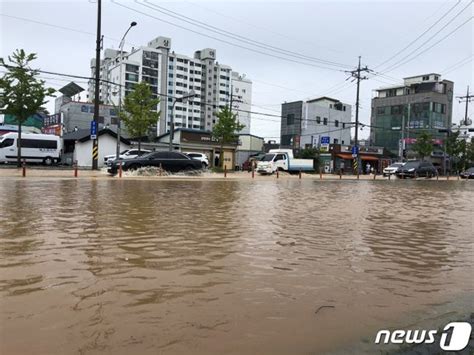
[287,113,295,125]
[125,64,139,73]
[335,120,339,127]
[422,75,429,81]
[333,138,338,144]
[316,116,321,124]
[323,117,328,125]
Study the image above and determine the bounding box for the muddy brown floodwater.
[0,178,473,354]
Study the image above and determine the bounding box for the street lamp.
[169,90,195,151]
[116,21,137,160]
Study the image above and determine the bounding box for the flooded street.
[1,178,473,354]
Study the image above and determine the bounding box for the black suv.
[107,151,202,175]
[396,161,438,179]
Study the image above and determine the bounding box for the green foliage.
[120,82,160,151]
[212,105,245,167]
[412,131,433,160]
[212,105,245,144]
[0,49,55,166]
[296,147,320,171]
[297,147,319,159]
[465,139,474,168]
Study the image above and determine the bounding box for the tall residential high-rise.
[370,73,454,157]
[87,36,252,136]
[280,97,352,149]
[230,72,252,134]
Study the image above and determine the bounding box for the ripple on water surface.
[0,179,473,354]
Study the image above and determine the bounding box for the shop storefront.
[156,128,238,169]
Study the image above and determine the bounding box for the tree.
[445,131,464,171]
[0,50,55,166]
[296,147,320,171]
[412,131,433,161]
[120,82,160,152]
[212,105,244,168]
[466,139,474,167]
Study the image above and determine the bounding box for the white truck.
[256,149,315,174]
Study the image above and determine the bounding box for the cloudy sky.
[1,0,472,140]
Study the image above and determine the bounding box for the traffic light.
[403,149,407,158]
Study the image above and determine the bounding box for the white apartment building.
[88,36,252,136]
[281,97,352,149]
[231,72,252,134]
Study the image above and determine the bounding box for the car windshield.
[466,167,474,173]
[140,152,155,159]
[120,150,129,154]
[261,154,275,162]
[389,163,404,168]
[403,161,420,169]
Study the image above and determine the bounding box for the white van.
[0,132,62,165]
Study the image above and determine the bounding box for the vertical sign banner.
[90,121,97,140]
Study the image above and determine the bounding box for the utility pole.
[457,86,472,126]
[456,86,472,171]
[346,56,370,174]
[92,0,102,170]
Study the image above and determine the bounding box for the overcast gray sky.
[1,0,472,140]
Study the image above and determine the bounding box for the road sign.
[320,136,330,144]
[351,145,359,156]
[90,120,97,140]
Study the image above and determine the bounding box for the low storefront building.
[329,144,390,174]
[156,128,238,169]
[236,134,264,169]
[63,128,130,167]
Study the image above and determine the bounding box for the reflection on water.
[0,179,473,354]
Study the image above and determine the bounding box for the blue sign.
[320,136,330,144]
[351,146,359,155]
[90,120,97,139]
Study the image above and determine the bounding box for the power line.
[111,0,347,72]
[374,0,462,70]
[378,2,473,74]
[0,62,420,134]
[384,16,473,74]
[138,0,353,70]
[0,13,137,47]
[184,0,348,57]
[440,54,473,75]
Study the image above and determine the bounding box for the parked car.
[395,160,438,179]
[242,153,266,171]
[383,162,405,177]
[184,152,209,168]
[104,149,151,164]
[107,151,202,175]
[460,167,474,179]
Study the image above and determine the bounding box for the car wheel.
[43,157,53,166]
[128,164,140,171]
[201,162,207,170]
